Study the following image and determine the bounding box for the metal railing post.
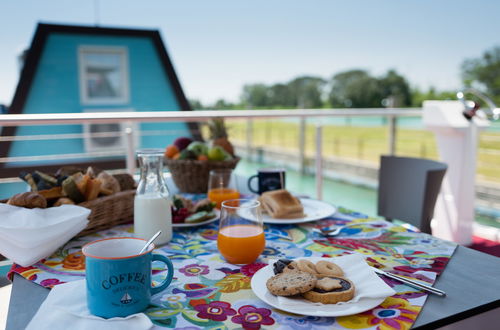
[315,124,323,200]
[246,118,253,161]
[299,118,306,174]
[124,121,136,175]
[388,115,397,155]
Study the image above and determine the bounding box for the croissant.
[7,192,47,209]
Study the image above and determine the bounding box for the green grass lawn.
[213,120,500,183]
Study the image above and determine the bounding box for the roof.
[0,23,200,176]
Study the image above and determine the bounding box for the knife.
[372,267,446,297]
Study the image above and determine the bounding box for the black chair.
[377,155,447,235]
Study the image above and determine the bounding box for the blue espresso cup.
[82,237,174,318]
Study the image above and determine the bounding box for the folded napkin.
[275,254,396,310]
[0,204,89,266]
[26,280,153,330]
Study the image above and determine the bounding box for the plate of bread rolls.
[249,189,336,224]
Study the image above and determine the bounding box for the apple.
[173,137,193,151]
[207,146,228,161]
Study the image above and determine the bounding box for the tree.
[288,76,326,108]
[241,84,271,108]
[329,70,383,108]
[378,69,412,107]
[210,99,234,110]
[268,83,295,108]
[189,99,204,110]
[462,46,500,103]
[411,87,457,107]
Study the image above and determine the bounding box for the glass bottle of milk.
[134,149,172,245]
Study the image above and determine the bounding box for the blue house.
[0,23,200,180]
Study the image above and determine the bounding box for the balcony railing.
[0,108,424,199]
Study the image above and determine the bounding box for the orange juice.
[208,188,240,209]
[217,225,265,264]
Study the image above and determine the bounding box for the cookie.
[266,271,317,296]
[282,261,299,273]
[273,259,298,274]
[302,276,355,304]
[315,260,344,277]
[297,259,318,275]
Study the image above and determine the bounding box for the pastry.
[84,178,102,201]
[266,271,317,296]
[7,192,47,209]
[113,173,136,191]
[260,189,304,219]
[61,175,85,203]
[97,171,121,195]
[302,276,355,304]
[315,260,344,277]
[297,259,318,275]
[53,197,75,206]
[38,186,64,200]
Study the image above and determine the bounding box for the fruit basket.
[165,157,240,193]
[165,118,239,193]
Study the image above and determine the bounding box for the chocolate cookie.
[266,271,317,296]
[302,276,355,304]
[273,259,299,274]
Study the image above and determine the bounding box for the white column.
[423,101,489,245]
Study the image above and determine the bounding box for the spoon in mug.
[139,230,162,254]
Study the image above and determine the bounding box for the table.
[5,203,500,330]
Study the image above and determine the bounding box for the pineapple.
[208,117,235,156]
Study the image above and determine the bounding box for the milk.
[134,194,172,245]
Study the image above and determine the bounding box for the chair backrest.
[377,155,447,234]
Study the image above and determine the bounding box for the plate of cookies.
[251,254,396,317]
[247,190,337,224]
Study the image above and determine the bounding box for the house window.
[78,46,129,104]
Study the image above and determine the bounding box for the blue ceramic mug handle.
[247,174,259,194]
[151,254,174,295]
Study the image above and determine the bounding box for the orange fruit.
[197,154,208,161]
[165,145,179,159]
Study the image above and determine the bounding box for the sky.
[0,0,499,106]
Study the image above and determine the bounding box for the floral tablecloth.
[10,206,456,329]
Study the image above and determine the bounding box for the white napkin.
[26,280,153,330]
[0,204,89,266]
[275,254,396,309]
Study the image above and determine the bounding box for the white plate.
[172,210,220,228]
[251,257,389,317]
[242,198,336,224]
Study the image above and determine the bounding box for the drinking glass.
[207,169,240,209]
[217,199,265,265]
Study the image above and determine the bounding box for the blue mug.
[82,237,174,318]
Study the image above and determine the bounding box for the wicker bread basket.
[1,190,136,237]
[165,157,240,193]
[76,189,136,237]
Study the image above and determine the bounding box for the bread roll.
[53,197,75,206]
[97,172,120,195]
[7,192,47,209]
[112,173,136,191]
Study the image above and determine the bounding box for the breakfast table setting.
[2,131,500,329]
[4,176,500,329]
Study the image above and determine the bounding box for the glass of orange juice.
[207,169,240,209]
[217,199,265,265]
